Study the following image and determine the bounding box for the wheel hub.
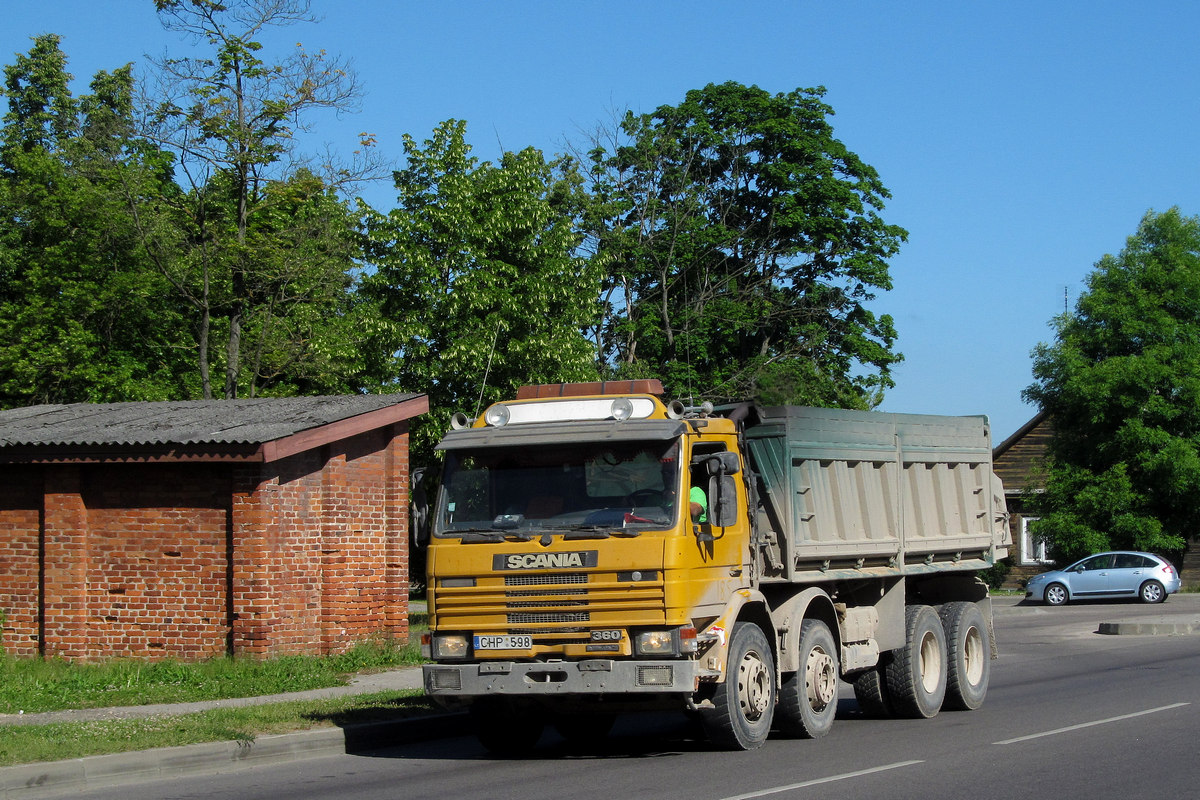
[805,647,837,709]
[737,649,771,719]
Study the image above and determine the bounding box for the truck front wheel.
[702,621,776,750]
[886,604,947,719]
[777,618,839,738]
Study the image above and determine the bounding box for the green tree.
[362,119,601,461]
[582,82,906,407]
[0,35,191,406]
[1024,208,1200,562]
[147,0,373,398]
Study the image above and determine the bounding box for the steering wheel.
[627,488,666,507]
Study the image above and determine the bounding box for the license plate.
[473,634,533,650]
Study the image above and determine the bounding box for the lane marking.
[717,760,925,800]
[994,702,1190,745]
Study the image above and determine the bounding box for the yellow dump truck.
[420,380,1009,752]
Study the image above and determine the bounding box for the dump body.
[745,406,1008,582]
[420,384,1009,752]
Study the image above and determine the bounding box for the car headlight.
[431,634,470,659]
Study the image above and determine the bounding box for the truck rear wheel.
[939,601,990,711]
[471,697,545,756]
[701,621,775,750]
[885,604,947,719]
[777,619,839,738]
[852,659,894,718]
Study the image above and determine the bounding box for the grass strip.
[1,633,425,715]
[0,690,442,767]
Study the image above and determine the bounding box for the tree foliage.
[146,0,371,398]
[1024,208,1200,561]
[362,120,601,460]
[0,35,192,405]
[582,82,906,407]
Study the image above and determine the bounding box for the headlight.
[431,634,470,659]
[635,630,679,656]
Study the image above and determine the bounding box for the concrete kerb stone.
[1097,619,1200,635]
[0,711,471,800]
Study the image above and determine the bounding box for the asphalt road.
[38,596,1200,800]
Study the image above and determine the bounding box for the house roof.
[0,394,428,464]
[992,409,1048,460]
[992,409,1051,493]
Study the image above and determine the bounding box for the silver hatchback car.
[1025,551,1181,606]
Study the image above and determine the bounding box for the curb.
[1097,620,1200,636]
[0,712,470,800]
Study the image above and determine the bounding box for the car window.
[1113,554,1152,568]
[1079,554,1113,571]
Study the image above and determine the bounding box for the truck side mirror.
[705,451,741,476]
[708,474,739,527]
[411,467,432,549]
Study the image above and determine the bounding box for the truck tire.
[471,697,545,756]
[885,604,947,719]
[777,619,839,738]
[701,621,776,750]
[939,601,990,711]
[852,659,894,718]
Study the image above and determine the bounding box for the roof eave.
[257,394,429,463]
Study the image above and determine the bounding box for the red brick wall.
[1,422,411,661]
[0,466,42,657]
[230,424,410,658]
[82,465,231,660]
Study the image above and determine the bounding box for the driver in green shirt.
[689,485,707,523]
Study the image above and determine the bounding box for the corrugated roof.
[0,394,424,448]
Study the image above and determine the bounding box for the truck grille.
[505,573,588,586]
[434,570,666,642]
[509,611,590,624]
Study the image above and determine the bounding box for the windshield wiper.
[454,530,506,543]
[563,526,615,540]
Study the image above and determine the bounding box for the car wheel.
[1044,582,1068,606]
[1138,580,1166,604]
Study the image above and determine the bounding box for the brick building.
[0,393,427,661]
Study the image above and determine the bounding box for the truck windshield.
[435,440,683,537]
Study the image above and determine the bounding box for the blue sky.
[4,1,1199,441]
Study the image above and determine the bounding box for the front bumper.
[424,658,697,698]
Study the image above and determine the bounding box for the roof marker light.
[611,398,634,421]
[484,404,511,427]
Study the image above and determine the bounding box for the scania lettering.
[495,552,597,570]
[419,380,1010,753]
